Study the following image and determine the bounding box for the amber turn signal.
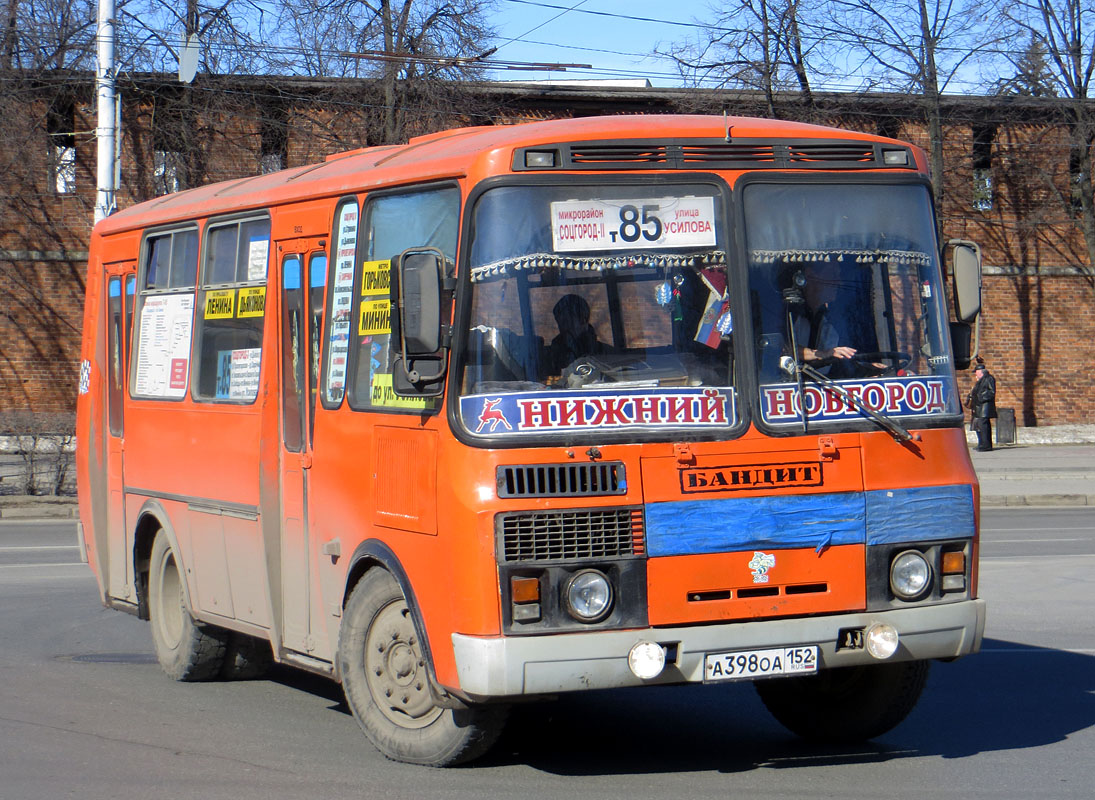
[941,551,965,575]
[511,576,541,604]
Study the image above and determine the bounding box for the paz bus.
[77,114,986,766]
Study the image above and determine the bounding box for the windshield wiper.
[780,355,913,443]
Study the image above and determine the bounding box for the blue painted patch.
[865,485,975,545]
[645,492,866,557]
[645,484,975,558]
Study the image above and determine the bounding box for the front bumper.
[452,598,986,699]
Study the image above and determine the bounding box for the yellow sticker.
[204,289,235,319]
[370,373,438,410]
[361,260,391,296]
[237,286,266,318]
[359,298,391,336]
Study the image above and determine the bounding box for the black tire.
[755,659,930,743]
[338,569,508,766]
[220,633,273,680]
[147,531,227,681]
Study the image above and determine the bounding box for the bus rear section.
[76,114,986,767]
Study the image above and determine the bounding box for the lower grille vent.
[497,462,626,498]
[499,507,645,562]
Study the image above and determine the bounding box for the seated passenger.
[548,294,607,373]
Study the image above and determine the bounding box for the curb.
[0,497,79,519]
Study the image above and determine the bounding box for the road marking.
[987,537,1088,543]
[982,647,1095,655]
[981,554,1095,560]
[982,526,1095,533]
[0,562,87,568]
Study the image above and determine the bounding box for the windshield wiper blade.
[781,356,913,442]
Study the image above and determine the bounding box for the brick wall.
[0,258,86,415]
[976,273,1095,426]
[3,77,1094,426]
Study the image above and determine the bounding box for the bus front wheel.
[754,659,929,743]
[339,569,508,766]
[148,531,228,681]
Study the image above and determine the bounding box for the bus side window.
[308,251,328,434]
[347,185,459,411]
[131,227,198,400]
[321,199,359,408]
[282,255,304,452]
[107,277,124,436]
[193,216,271,403]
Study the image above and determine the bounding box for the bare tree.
[823,0,999,224]
[1,0,97,69]
[663,0,819,116]
[272,0,497,143]
[116,0,265,74]
[996,0,1095,278]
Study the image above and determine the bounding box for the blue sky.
[484,0,710,86]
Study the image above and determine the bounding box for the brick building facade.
[1,73,1092,426]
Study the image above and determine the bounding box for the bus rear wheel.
[339,569,508,766]
[148,531,227,681]
[754,659,929,743]
[220,633,273,680]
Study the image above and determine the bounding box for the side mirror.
[390,248,448,397]
[947,240,982,324]
[949,322,972,370]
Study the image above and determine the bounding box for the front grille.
[681,143,777,164]
[498,507,645,562]
[570,144,669,164]
[788,143,876,163]
[497,462,626,498]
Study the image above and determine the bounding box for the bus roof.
[94,114,912,237]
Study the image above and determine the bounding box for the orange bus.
[77,114,986,766]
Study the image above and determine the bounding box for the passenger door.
[278,242,328,653]
[104,265,136,601]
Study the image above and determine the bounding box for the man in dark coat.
[966,363,998,451]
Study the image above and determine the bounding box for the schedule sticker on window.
[551,196,716,253]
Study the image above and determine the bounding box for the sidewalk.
[968,427,1095,507]
[2,426,1092,519]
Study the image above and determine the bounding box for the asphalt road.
[1,509,1093,800]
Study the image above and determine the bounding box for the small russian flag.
[694,268,730,349]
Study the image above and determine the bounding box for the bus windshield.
[744,181,961,429]
[458,183,736,437]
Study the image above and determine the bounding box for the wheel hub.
[364,600,441,727]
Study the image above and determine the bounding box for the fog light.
[564,569,613,623]
[865,622,900,659]
[628,641,666,679]
[890,550,932,600]
[942,574,966,592]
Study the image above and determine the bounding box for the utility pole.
[95,0,117,223]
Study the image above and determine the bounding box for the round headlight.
[564,569,613,623]
[890,550,932,600]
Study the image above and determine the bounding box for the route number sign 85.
[551,196,717,253]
